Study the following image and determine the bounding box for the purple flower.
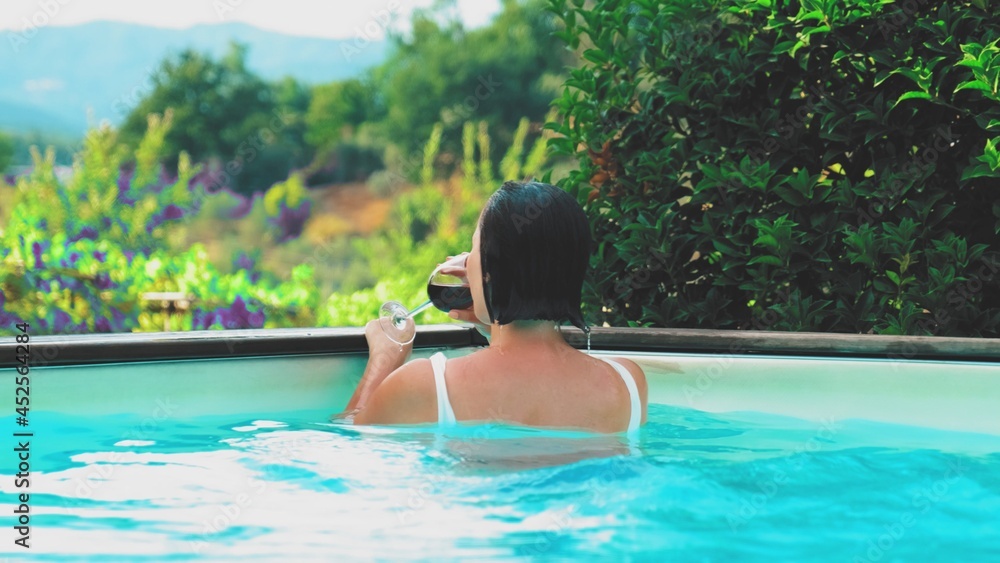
[192,309,218,330]
[0,294,19,326]
[223,295,251,327]
[111,307,127,331]
[0,311,22,327]
[146,204,186,232]
[193,166,230,194]
[192,296,266,331]
[235,252,255,271]
[273,202,311,243]
[70,226,99,243]
[163,204,184,220]
[117,166,136,205]
[59,252,81,269]
[53,309,72,333]
[93,273,114,290]
[31,242,45,269]
[158,169,178,190]
[123,251,135,264]
[228,193,255,220]
[93,250,107,262]
[95,317,111,332]
[248,310,265,328]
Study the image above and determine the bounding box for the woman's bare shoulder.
[607,357,648,401]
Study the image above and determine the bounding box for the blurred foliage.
[320,119,550,327]
[549,0,1000,336]
[0,113,547,335]
[0,114,319,335]
[368,0,570,174]
[108,0,568,197]
[119,43,309,196]
[305,79,384,151]
[0,132,13,173]
[5,131,79,168]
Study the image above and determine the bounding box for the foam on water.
[2,404,999,561]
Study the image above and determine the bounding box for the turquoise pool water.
[2,403,998,561]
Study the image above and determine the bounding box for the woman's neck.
[487,319,569,352]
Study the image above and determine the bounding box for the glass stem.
[405,299,434,319]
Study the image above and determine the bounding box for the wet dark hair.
[478,181,592,333]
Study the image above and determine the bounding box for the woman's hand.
[364,319,412,369]
[439,252,492,339]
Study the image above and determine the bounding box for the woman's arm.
[333,320,412,420]
[335,349,408,419]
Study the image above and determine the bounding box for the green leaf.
[804,25,831,37]
[956,80,994,94]
[961,164,997,182]
[895,91,934,104]
[748,255,783,266]
[754,234,780,249]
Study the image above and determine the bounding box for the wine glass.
[379,253,473,345]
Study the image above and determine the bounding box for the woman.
[338,181,647,434]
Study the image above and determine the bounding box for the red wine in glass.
[427,283,474,312]
[378,254,472,345]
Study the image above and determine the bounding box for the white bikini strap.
[430,352,457,425]
[604,358,641,434]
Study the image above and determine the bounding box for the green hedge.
[548,0,1000,336]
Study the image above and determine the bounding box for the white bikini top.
[428,351,642,434]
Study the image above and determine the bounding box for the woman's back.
[433,347,648,434]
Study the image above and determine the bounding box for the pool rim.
[3,324,999,368]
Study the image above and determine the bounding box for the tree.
[0,132,13,173]
[549,0,1000,337]
[372,0,569,167]
[120,42,308,195]
[305,79,381,151]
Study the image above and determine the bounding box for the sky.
[0,0,503,39]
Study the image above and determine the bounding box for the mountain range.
[0,21,388,136]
